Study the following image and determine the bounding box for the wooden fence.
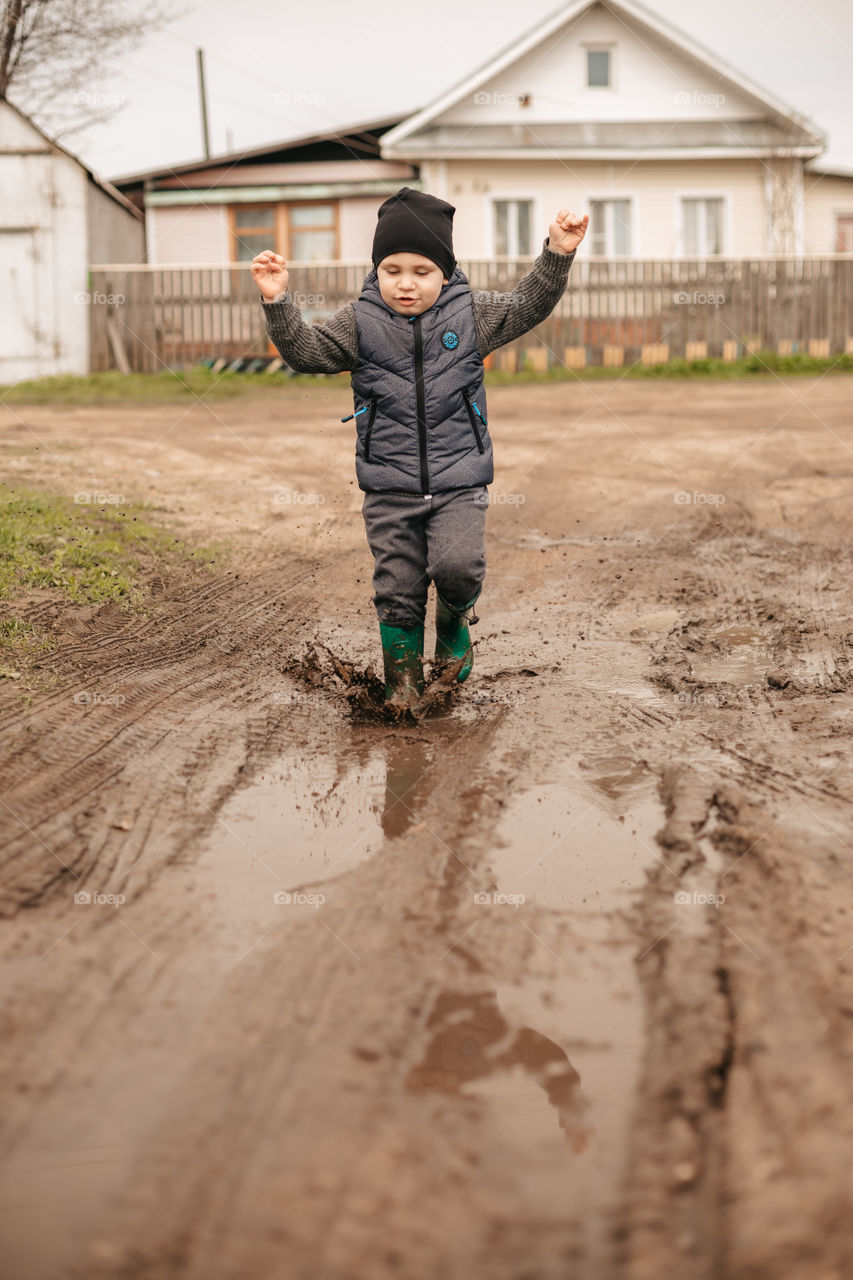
[88,256,853,374]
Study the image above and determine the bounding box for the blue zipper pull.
[472,401,488,426]
[341,405,369,423]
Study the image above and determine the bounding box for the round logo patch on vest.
[441,330,459,350]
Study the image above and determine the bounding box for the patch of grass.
[0,484,225,606]
[0,366,299,403]
[0,484,229,688]
[2,350,850,403]
[0,616,56,686]
[486,349,853,384]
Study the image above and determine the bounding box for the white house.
[0,100,145,383]
[380,0,853,259]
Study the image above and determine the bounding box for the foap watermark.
[273,90,326,107]
[273,488,326,506]
[73,292,125,306]
[674,490,725,506]
[273,890,325,908]
[473,91,529,107]
[70,89,127,108]
[291,293,326,307]
[674,90,726,108]
[674,890,726,908]
[73,690,126,708]
[673,291,725,307]
[272,690,329,707]
[473,490,525,507]
[74,890,126,907]
[673,690,725,707]
[471,690,526,707]
[473,890,526,908]
[74,491,126,506]
[472,289,527,307]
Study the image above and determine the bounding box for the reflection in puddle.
[692,625,772,687]
[407,989,589,1151]
[382,740,435,839]
[191,737,434,955]
[404,752,661,1265]
[487,752,662,913]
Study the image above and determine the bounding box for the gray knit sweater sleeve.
[259,236,575,372]
[260,295,358,373]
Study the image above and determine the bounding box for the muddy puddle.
[690,624,773,687]
[406,746,667,1271]
[184,734,438,960]
[486,749,663,916]
[180,691,668,1271]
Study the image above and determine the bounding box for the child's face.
[377,253,449,316]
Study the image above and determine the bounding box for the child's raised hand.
[251,250,289,299]
[548,210,589,255]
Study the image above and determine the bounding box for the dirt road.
[1,375,852,1279]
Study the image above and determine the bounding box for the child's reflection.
[406,989,590,1151]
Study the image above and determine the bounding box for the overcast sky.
[58,0,853,181]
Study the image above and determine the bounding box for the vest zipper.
[341,399,378,462]
[462,390,486,454]
[363,399,377,461]
[411,315,431,495]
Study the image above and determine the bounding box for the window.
[590,199,631,255]
[287,203,338,261]
[681,198,724,255]
[231,205,276,261]
[586,49,611,88]
[835,215,853,252]
[493,200,533,255]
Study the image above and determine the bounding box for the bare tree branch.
[0,0,178,136]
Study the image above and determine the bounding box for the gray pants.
[362,485,488,629]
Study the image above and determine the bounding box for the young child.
[251,187,588,707]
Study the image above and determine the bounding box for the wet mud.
[1,377,852,1278]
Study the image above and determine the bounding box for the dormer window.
[586,47,612,88]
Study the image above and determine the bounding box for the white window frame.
[673,192,731,257]
[485,194,541,258]
[586,194,637,257]
[583,43,616,90]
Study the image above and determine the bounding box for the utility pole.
[197,47,210,159]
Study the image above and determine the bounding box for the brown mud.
[1,376,852,1278]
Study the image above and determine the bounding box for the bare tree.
[0,0,176,139]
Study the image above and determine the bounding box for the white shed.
[0,100,146,384]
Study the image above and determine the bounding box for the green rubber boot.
[434,586,481,684]
[379,622,425,707]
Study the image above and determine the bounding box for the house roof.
[0,99,144,219]
[805,161,853,182]
[109,114,412,188]
[381,0,825,157]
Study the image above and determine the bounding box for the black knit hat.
[371,187,456,280]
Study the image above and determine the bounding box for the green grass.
[1,350,851,403]
[0,484,228,683]
[0,366,298,403]
[0,616,55,681]
[492,349,853,383]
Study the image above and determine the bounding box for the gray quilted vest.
[343,266,494,494]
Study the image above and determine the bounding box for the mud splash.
[282,642,471,723]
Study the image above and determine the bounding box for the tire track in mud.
[589,508,853,1278]
[14,714,526,1280]
[0,556,325,916]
